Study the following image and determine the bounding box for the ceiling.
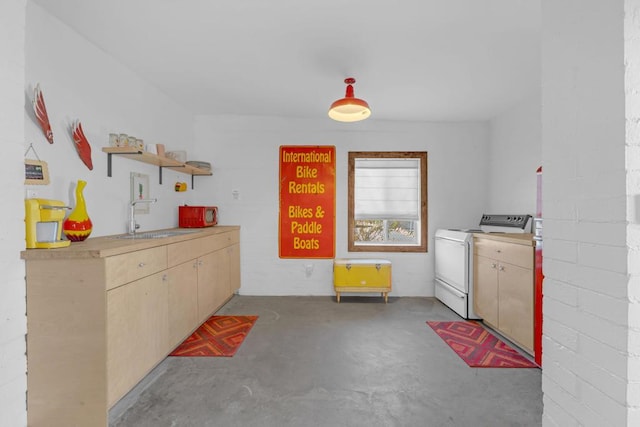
[31,0,540,122]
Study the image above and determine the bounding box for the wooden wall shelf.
[102,147,212,188]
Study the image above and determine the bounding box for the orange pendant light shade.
[328,78,371,122]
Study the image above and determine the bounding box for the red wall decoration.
[279,145,335,259]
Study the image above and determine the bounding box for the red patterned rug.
[427,321,538,368]
[170,315,258,357]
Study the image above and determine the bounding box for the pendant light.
[328,77,371,122]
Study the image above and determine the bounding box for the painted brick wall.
[0,1,27,426]
[625,0,640,425]
[193,116,490,296]
[542,0,636,425]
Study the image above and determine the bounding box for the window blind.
[354,158,420,220]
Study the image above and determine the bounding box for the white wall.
[488,94,541,215]
[193,115,490,297]
[24,3,201,237]
[625,0,640,423]
[0,1,27,426]
[541,0,637,425]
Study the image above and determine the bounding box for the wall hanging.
[24,144,50,185]
[33,84,54,144]
[279,145,336,259]
[71,120,93,170]
[131,172,151,213]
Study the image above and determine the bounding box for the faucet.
[129,198,158,234]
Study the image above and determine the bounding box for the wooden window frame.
[348,151,428,253]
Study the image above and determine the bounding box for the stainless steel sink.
[112,229,201,239]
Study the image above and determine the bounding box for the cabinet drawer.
[168,230,240,267]
[105,246,168,290]
[474,238,533,269]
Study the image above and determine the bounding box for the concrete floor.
[109,296,542,427]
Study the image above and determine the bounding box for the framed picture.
[130,172,150,213]
[25,159,50,185]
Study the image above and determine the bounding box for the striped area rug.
[170,315,258,357]
[427,321,538,368]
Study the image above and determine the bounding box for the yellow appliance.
[333,258,392,303]
[25,198,71,249]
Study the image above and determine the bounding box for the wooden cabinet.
[209,244,242,318]
[498,261,534,351]
[473,234,534,354]
[104,245,168,290]
[167,261,198,348]
[22,226,240,427]
[228,243,241,293]
[473,254,499,326]
[197,251,220,322]
[167,230,241,324]
[107,271,169,406]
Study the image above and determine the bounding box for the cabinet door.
[107,271,169,407]
[197,251,218,323]
[228,243,241,293]
[473,254,499,327]
[498,263,534,352]
[168,260,198,346]
[213,248,231,310]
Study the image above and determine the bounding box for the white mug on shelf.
[118,134,129,147]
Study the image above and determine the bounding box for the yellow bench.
[333,259,392,303]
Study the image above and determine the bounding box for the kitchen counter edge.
[472,232,534,246]
[20,226,240,260]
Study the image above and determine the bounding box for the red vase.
[63,180,93,242]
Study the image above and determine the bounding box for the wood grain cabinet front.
[22,226,240,427]
[228,243,241,294]
[167,230,241,324]
[167,260,199,348]
[473,234,534,354]
[497,260,534,352]
[196,243,242,322]
[473,254,499,326]
[107,271,170,406]
[104,245,168,290]
[197,250,220,323]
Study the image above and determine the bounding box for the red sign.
[279,146,335,258]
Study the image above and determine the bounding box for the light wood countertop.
[472,232,534,246]
[21,226,240,260]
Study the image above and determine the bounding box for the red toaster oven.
[178,205,218,228]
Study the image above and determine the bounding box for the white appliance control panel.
[479,214,532,233]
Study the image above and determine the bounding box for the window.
[348,151,427,252]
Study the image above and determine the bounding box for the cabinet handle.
[491,263,497,269]
[138,262,145,268]
[198,260,203,266]
[162,274,168,281]
[499,265,505,271]
[495,249,501,253]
